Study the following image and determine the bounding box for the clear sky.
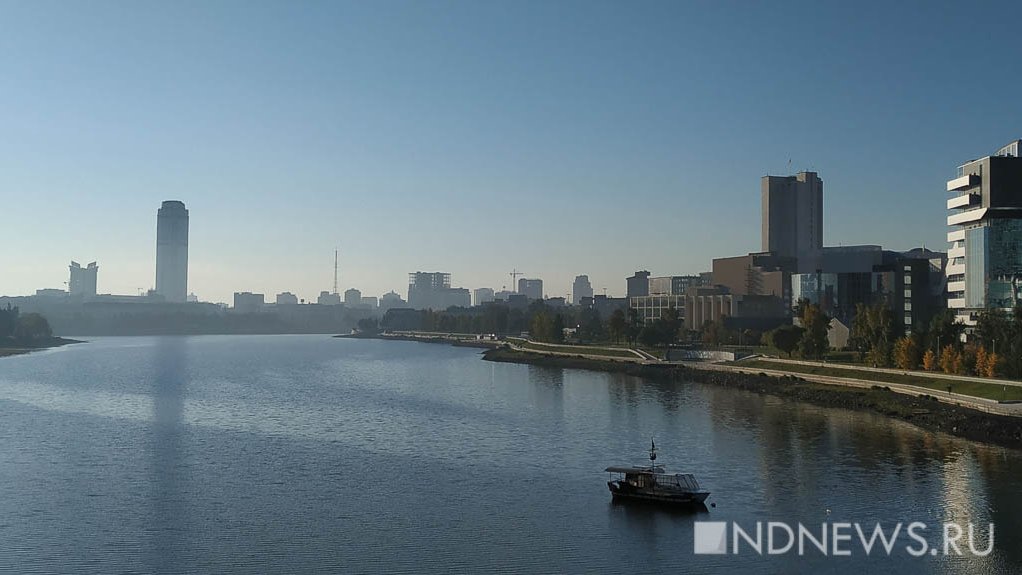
[1,0,1020,304]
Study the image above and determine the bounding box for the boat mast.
[649,437,657,471]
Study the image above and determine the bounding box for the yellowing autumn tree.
[922,349,937,371]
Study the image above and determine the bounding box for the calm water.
[1,335,1020,574]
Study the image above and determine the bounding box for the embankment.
[483,347,1022,451]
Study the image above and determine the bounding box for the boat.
[605,439,710,506]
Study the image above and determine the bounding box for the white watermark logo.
[694,521,994,557]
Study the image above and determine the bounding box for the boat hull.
[608,482,709,505]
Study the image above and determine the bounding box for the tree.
[893,336,920,370]
[551,314,565,344]
[797,301,831,359]
[939,344,957,375]
[625,308,642,345]
[850,302,897,367]
[0,304,18,340]
[975,346,990,378]
[924,309,964,355]
[608,309,626,343]
[986,352,1002,378]
[13,313,52,344]
[766,325,804,358]
[922,349,937,371]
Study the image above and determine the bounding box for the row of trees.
[0,305,54,346]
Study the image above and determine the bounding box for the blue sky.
[1,0,1020,303]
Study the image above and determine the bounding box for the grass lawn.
[510,338,641,359]
[738,359,1022,402]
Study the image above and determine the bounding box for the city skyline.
[2,2,1021,303]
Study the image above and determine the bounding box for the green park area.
[738,359,1022,402]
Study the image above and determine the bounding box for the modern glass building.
[946,140,1022,326]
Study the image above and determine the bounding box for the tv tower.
[333,249,339,295]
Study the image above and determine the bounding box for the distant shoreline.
[481,347,1022,451]
[0,337,83,359]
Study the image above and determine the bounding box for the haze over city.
[2,1,1021,303]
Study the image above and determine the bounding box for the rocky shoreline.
[482,347,1022,451]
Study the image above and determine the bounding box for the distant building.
[684,285,787,332]
[35,288,67,298]
[473,287,495,306]
[233,292,264,312]
[344,288,362,307]
[276,292,299,305]
[946,140,1022,327]
[572,275,593,305]
[712,252,796,301]
[493,290,514,301]
[630,294,685,324]
[762,171,823,272]
[68,261,98,298]
[361,296,378,309]
[155,200,189,303]
[379,291,408,313]
[544,297,566,308]
[648,275,702,296]
[517,278,543,301]
[187,292,199,303]
[583,294,629,319]
[408,272,470,310]
[317,291,341,305]
[626,271,651,298]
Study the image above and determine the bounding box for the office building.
[361,296,378,309]
[276,292,299,305]
[155,200,189,303]
[517,278,543,301]
[946,140,1022,326]
[233,292,264,312]
[626,271,650,298]
[473,287,495,307]
[762,171,823,272]
[68,261,98,298]
[684,286,787,332]
[572,275,593,305]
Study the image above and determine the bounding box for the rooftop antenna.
[333,249,339,295]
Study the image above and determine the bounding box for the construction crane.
[510,269,525,287]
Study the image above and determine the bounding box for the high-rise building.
[762,171,823,272]
[473,287,495,306]
[155,200,189,302]
[517,278,543,301]
[572,275,593,305]
[68,261,98,298]
[626,271,650,298]
[946,140,1022,326]
[344,288,362,307]
[380,291,407,313]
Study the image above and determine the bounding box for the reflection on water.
[0,335,1019,574]
[148,337,187,573]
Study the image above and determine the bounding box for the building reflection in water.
[146,336,189,573]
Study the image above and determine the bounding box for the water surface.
[0,335,1019,573]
